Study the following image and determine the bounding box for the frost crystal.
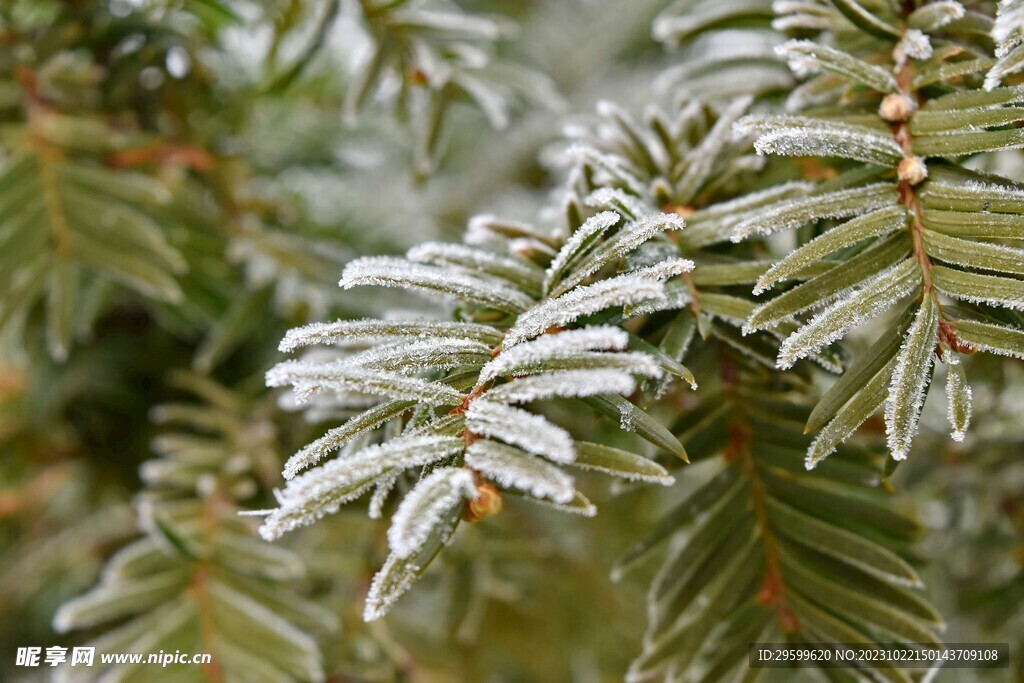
[895,29,933,63]
[259,436,465,540]
[278,319,503,352]
[466,440,576,504]
[340,256,534,313]
[343,338,492,374]
[266,362,465,406]
[505,277,665,346]
[483,369,637,404]
[731,183,898,241]
[549,214,686,297]
[544,211,621,287]
[944,359,973,442]
[363,553,419,622]
[466,400,576,463]
[407,242,541,284]
[776,259,920,369]
[479,326,629,382]
[282,401,408,479]
[885,299,939,461]
[387,468,477,559]
[584,187,649,219]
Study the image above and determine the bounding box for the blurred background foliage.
[0,0,1020,681]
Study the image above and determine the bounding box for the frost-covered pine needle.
[406,242,542,284]
[549,214,686,297]
[565,145,648,197]
[986,0,1024,89]
[466,400,576,463]
[544,211,621,288]
[465,214,559,247]
[266,362,465,406]
[259,435,464,540]
[748,125,904,167]
[730,183,898,242]
[387,467,477,559]
[505,277,665,346]
[627,258,695,281]
[282,401,408,479]
[754,205,908,294]
[278,319,503,352]
[466,440,576,504]
[584,187,650,219]
[480,326,629,382]
[342,338,492,374]
[776,40,897,92]
[944,356,972,442]
[885,298,939,460]
[483,369,637,404]
[368,474,400,520]
[909,1,965,31]
[776,259,920,369]
[363,553,418,622]
[340,256,534,313]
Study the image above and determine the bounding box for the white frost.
[885,299,939,461]
[266,361,465,406]
[466,440,576,504]
[259,435,465,541]
[466,399,576,463]
[387,467,477,559]
[480,326,628,382]
[505,276,665,346]
[483,369,637,404]
[544,211,621,288]
[776,259,920,369]
[340,256,533,313]
[278,319,502,352]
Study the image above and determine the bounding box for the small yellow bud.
[463,482,503,521]
[879,93,916,122]
[898,156,928,185]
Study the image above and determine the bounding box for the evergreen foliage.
[2,0,1022,680]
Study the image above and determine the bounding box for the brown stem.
[719,350,799,632]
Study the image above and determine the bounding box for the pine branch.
[54,375,335,682]
[260,169,694,617]
[731,0,1024,465]
[619,365,941,682]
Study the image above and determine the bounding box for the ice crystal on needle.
[466,440,576,504]
[387,468,478,559]
[483,369,638,404]
[479,326,629,382]
[944,358,973,442]
[341,256,534,313]
[466,400,576,463]
[885,299,939,461]
[279,319,503,352]
[259,435,465,541]
[505,277,665,346]
[775,259,920,369]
